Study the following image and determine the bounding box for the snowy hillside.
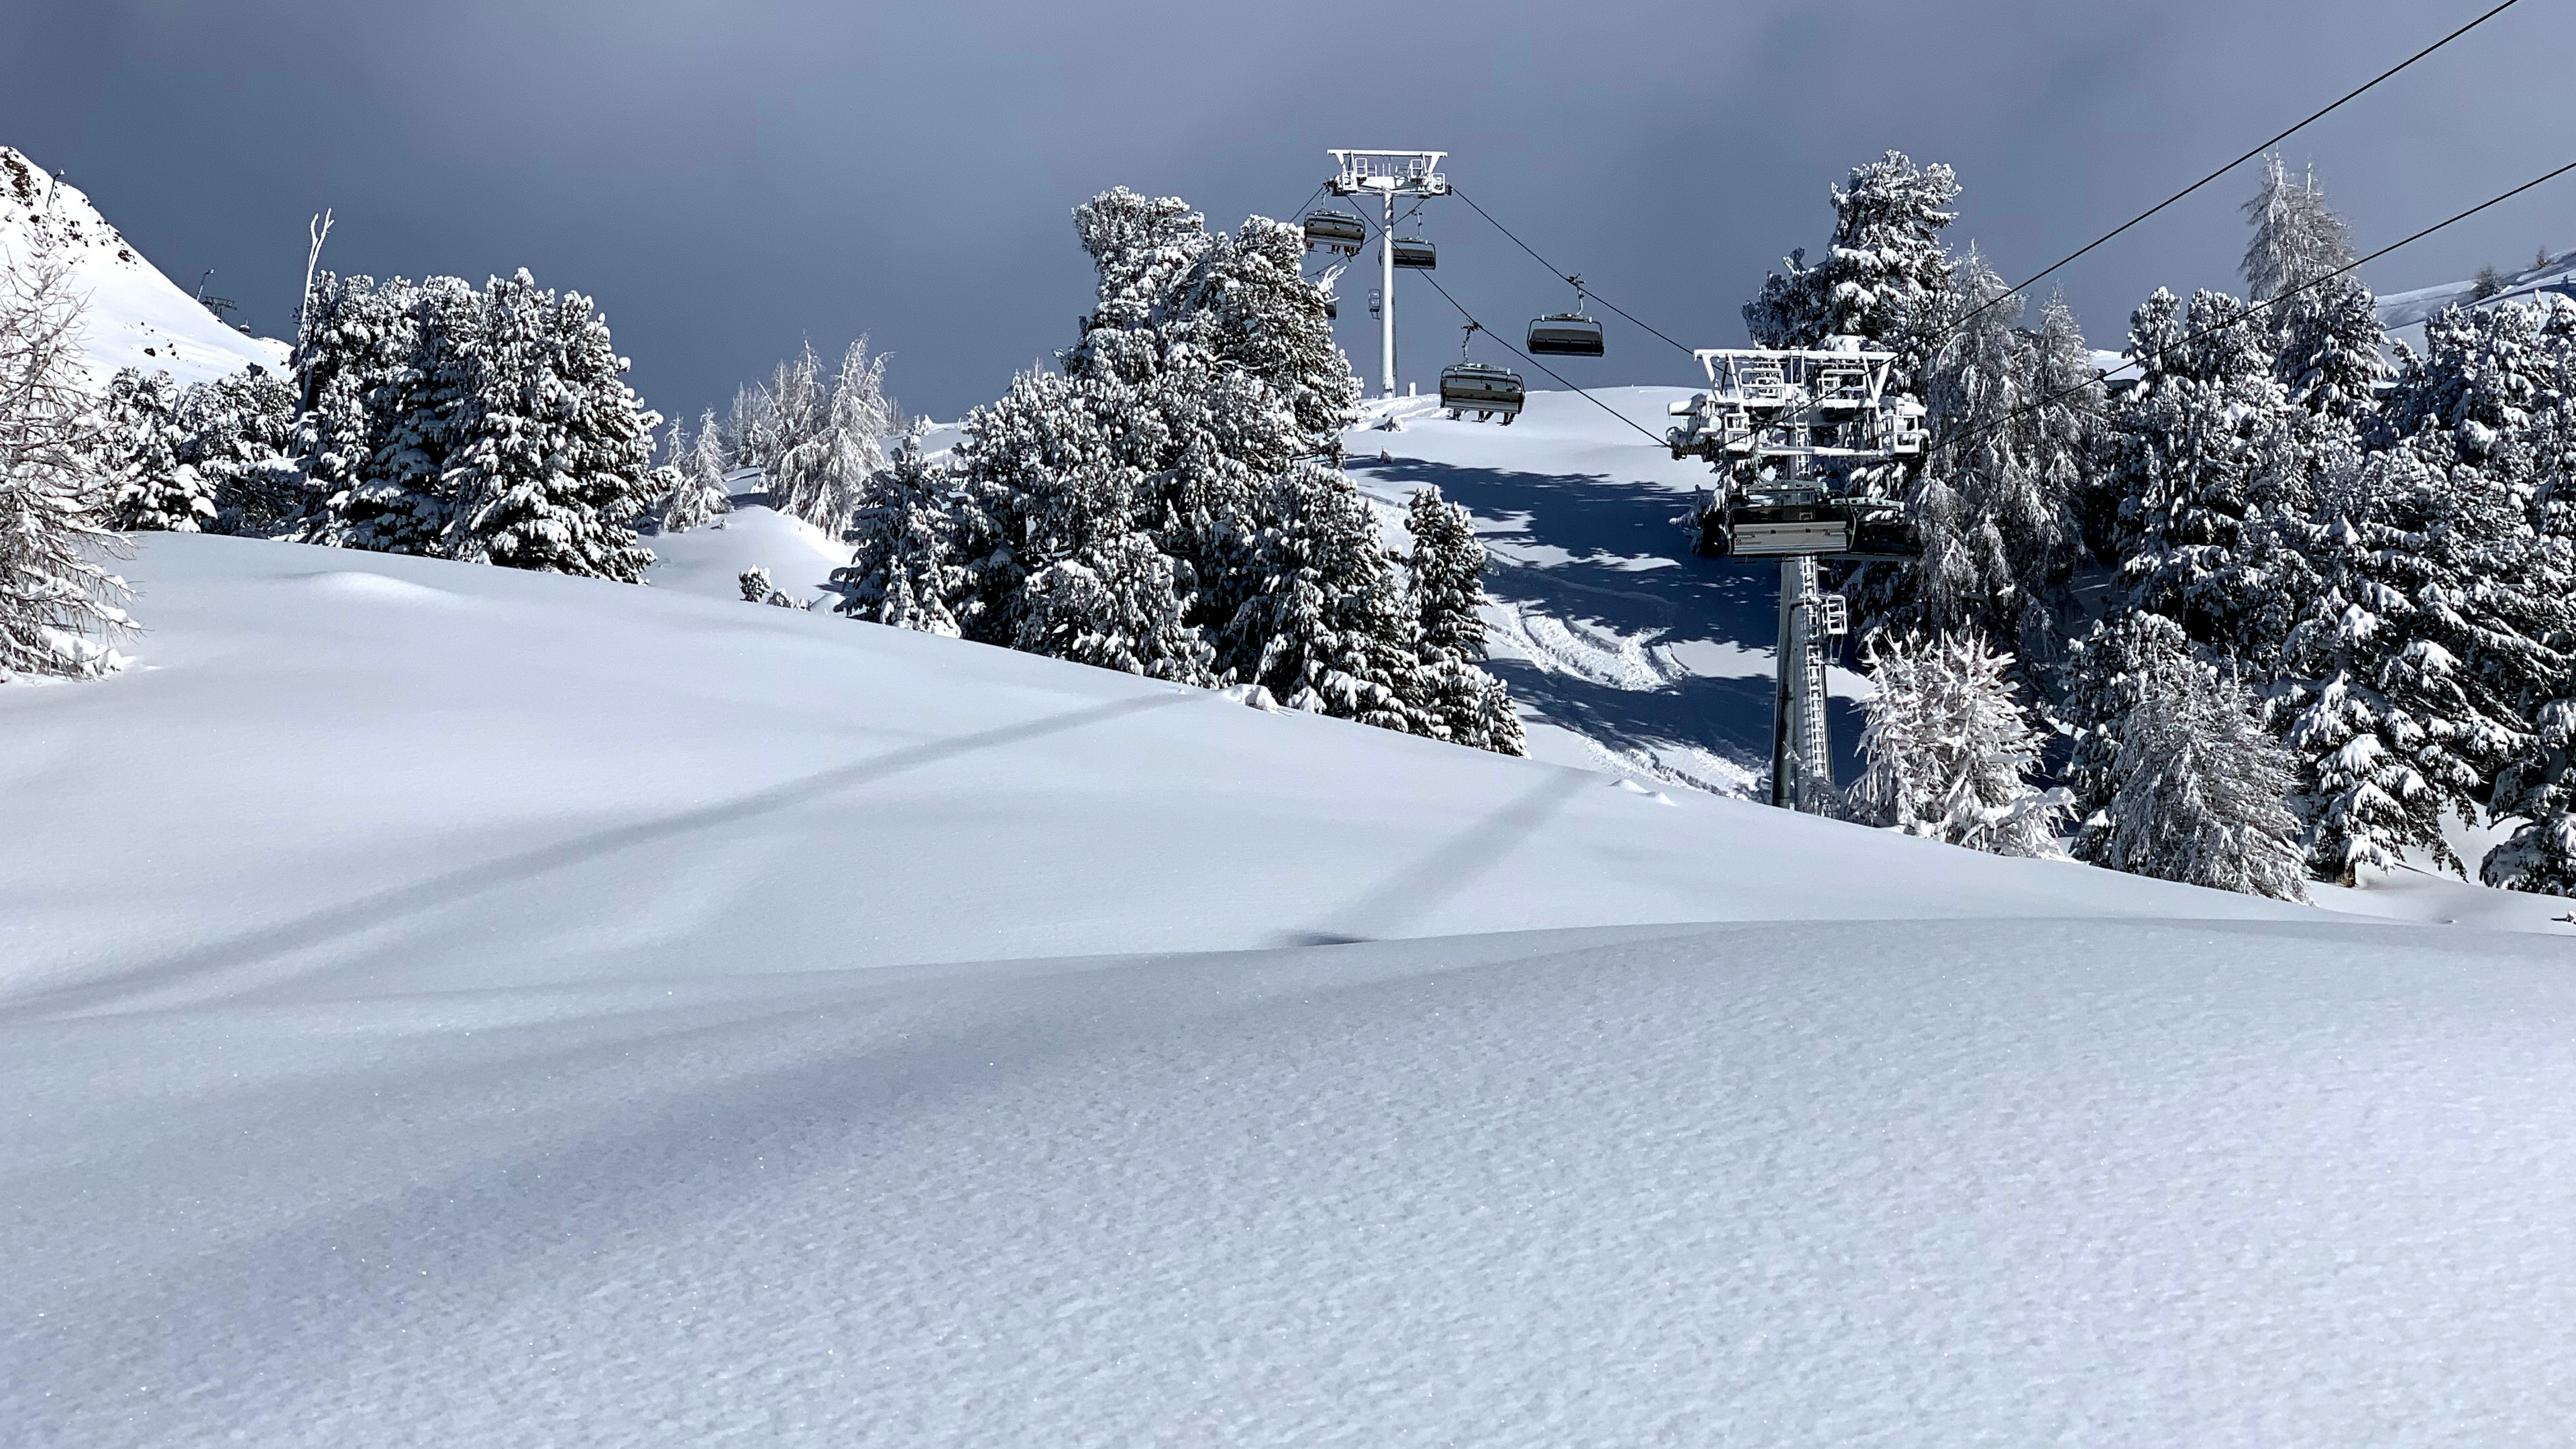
[2377,246,2576,333]
[5,532,2571,1446]
[0,145,290,388]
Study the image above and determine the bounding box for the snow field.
[4,531,2571,1445]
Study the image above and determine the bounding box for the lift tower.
[1328,150,1447,398]
[1666,341,1929,812]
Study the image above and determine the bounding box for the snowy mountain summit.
[0,145,289,388]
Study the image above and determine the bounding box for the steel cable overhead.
[1332,197,1672,444]
[1946,156,2576,450]
[1948,0,2527,336]
[1447,186,1699,358]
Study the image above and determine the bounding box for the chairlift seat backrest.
[1439,362,1524,414]
[1525,313,1605,357]
[1391,236,1436,270]
[1303,210,1366,252]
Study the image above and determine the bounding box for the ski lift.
[1440,323,1523,423]
[1303,209,1366,254]
[1525,275,1605,357]
[1391,235,1436,270]
[1367,288,1382,318]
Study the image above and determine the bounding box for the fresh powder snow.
[3,526,2571,1446]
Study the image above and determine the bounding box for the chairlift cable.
[1946,156,2576,449]
[1338,199,1662,441]
[1413,269,1672,446]
[1949,0,2527,336]
[1449,186,1698,358]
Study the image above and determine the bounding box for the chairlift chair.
[1525,276,1605,357]
[1439,323,1521,423]
[1303,209,1366,254]
[1391,236,1437,270]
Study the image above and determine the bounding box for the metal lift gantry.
[1665,339,1929,813]
[1326,150,1448,398]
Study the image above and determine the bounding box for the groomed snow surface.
[5,516,2571,1446]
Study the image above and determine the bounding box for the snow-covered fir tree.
[290,272,421,541]
[2239,154,2354,303]
[2485,698,2576,896]
[831,435,965,637]
[0,262,131,679]
[100,367,211,532]
[331,274,477,557]
[2055,608,2196,843]
[1227,463,1417,729]
[771,337,890,535]
[1848,630,2065,856]
[2091,643,2309,900]
[749,345,828,515]
[655,409,732,534]
[1403,486,1525,755]
[2271,441,2561,882]
[2102,288,2304,656]
[737,566,808,609]
[1900,250,2080,655]
[1743,150,1961,392]
[448,272,660,581]
[181,366,301,536]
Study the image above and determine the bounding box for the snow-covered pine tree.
[2485,699,2576,896]
[1847,629,2066,856]
[657,409,733,534]
[2239,154,2355,303]
[100,367,211,532]
[182,366,301,537]
[737,565,808,608]
[2056,608,2195,843]
[1901,250,2080,653]
[751,345,827,507]
[2092,645,2310,900]
[1402,485,1525,755]
[773,337,890,535]
[2103,288,2302,655]
[2239,156,2387,421]
[2270,434,2562,882]
[290,272,421,542]
[1016,529,1214,682]
[830,435,965,637]
[331,274,479,557]
[1743,150,1961,392]
[2271,275,2390,421]
[447,271,659,581]
[2018,290,2104,667]
[0,261,131,679]
[1227,462,1418,730]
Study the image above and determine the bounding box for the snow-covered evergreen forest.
[14,140,2576,897]
[1751,150,2576,899]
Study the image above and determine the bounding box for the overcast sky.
[5,0,2570,425]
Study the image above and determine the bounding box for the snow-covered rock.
[0,144,291,389]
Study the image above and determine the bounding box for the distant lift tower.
[1666,340,1930,812]
[1328,150,1448,397]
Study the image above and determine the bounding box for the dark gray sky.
[6,0,2570,425]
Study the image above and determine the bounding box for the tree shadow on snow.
[1352,455,1868,784]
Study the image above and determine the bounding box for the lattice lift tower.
[1326,150,1448,398]
[1666,341,1929,812]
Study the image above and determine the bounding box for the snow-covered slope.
[0,145,290,388]
[4,533,2571,1446]
[2377,246,2576,333]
